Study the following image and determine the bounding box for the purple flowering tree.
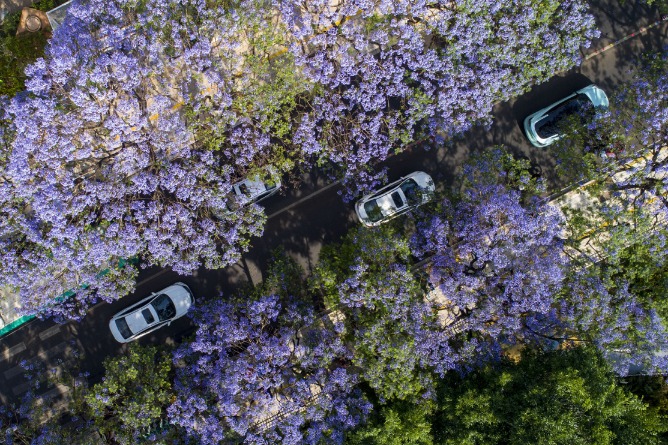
[313,225,456,401]
[277,0,598,194]
[168,294,370,445]
[1,0,306,317]
[550,53,668,374]
[412,183,569,362]
[336,262,455,402]
[0,0,599,317]
[551,269,668,375]
[596,57,668,221]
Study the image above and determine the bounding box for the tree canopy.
[434,347,667,445]
[0,0,599,318]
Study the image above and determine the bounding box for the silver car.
[225,169,281,212]
[524,84,609,148]
[109,282,194,343]
[355,171,435,227]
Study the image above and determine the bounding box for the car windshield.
[399,179,420,205]
[536,94,590,139]
[150,294,177,321]
[115,318,133,339]
[363,199,384,223]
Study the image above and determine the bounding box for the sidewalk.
[0,285,33,337]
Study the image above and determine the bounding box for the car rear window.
[151,294,177,321]
[536,94,590,139]
[115,318,133,339]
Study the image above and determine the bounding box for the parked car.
[355,171,435,227]
[225,168,282,212]
[523,84,609,148]
[109,282,194,343]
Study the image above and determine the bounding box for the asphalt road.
[0,0,665,408]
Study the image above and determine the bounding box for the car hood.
[167,284,193,317]
[579,84,609,108]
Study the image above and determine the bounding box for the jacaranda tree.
[277,0,599,194]
[412,182,569,364]
[409,146,574,360]
[549,52,668,374]
[2,0,600,317]
[313,225,456,402]
[168,294,370,445]
[337,262,455,402]
[1,0,290,318]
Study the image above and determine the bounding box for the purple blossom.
[169,295,370,444]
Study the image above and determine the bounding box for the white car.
[225,169,281,212]
[355,171,435,227]
[109,282,194,343]
[524,84,609,148]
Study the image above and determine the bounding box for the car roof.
[122,305,156,334]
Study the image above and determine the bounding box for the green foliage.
[637,0,668,14]
[310,224,434,402]
[0,32,48,97]
[31,0,69,12]
[346,270,433,401]
[84,343,174,443]
[624,375,668,417]
[0,0,66,96]
[346,399,435,445]
[558,173,668,325]
[434,347,667,445]
[4,342,179,443]
[253,248,307,300]
[610,234,668,324]
[550,127,602,186]
[310,224,412,306]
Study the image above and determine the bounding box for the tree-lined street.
[0,0,667,443]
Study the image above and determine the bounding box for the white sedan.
[109,282,194,343]
[523,84,609,148]
[355,171,435,227]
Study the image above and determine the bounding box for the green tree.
[345,399,435,445]
[312,224,452,402]
[434,347,667,445]
[83,343,174,443]
[2,343,179,444]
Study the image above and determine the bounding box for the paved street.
[0,0,666,408]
